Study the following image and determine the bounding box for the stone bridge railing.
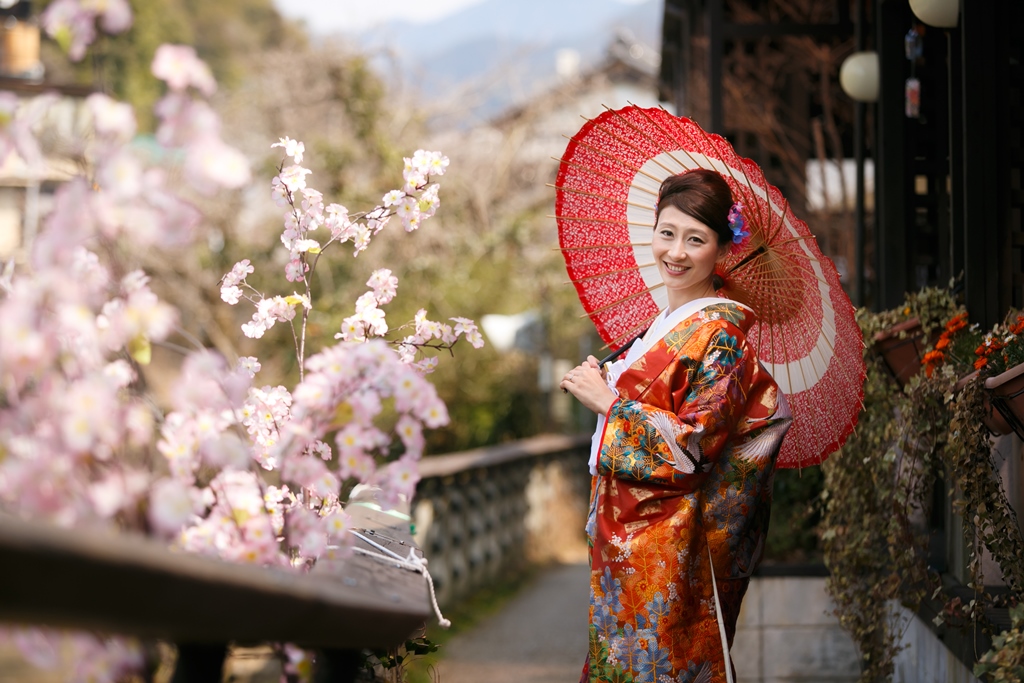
[414,434,592,606]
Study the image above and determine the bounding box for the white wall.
[892,606,980,683]
[733,576,860,683]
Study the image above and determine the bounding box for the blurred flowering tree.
[0,3,481,679]
[38,0,300,129]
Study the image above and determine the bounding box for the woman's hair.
[655,169,734,247]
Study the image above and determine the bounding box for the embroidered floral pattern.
[584,303,792,682]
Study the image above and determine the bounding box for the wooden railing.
[0,496,429,682]
[0,434,593,681]
[413,433,591,606]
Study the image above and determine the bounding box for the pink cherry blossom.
[237,356,261,378]
[149,478,199,535]
[97,0,133,34]
[286,506,327,558]
[86,93,136,140]
[9,628,60,669]
[152,45,216,95]
[278,164,312,193]
[40,0,97,61]
[367,269,398,305]
[285,259,305,282]
[185,137,251,192]
[271,137,304,164]
[382,189,405,207]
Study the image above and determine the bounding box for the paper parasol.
[554,105,865,468]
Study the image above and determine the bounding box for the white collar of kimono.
[626,297,753,365]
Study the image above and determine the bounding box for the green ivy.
[822,287,958,682]
[823,285,1024,682]
[975,604,1024,681]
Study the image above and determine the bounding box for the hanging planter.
[874,318,928,387]
[984,363,1024,440]
[955,371,1013,436]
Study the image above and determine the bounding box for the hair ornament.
[728,201,750,253]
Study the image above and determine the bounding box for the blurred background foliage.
[37,0,586,454]
[35,0,820,559]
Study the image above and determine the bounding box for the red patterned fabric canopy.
[554,105,865,468]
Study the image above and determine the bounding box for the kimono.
[583,299,792,683]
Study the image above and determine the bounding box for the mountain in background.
[358,0,661,125]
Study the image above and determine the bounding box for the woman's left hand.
[560,355,617,415]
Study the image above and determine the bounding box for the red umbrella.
[554,105,864,468]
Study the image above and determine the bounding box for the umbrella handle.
[560,328,649,394]
[598,328,649,367]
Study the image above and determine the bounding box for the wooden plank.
[875,0,910,309]
[707,0,724,134]
[0,504,430,650]
[721,21,853,40]
[418,433,590,479]
[961,0,1002,328]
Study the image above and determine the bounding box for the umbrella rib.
[657,111,740,182]
[605,311,661,350]
[555,242,652,252]
[549,183,654,212]
[765,196,796,245]
[730,262,830,288]
[550,183,625,204]
[560,139,664,186]
[767,309,866,418]
[730,284,808,306]
[730,253,831,286]
[557,157,658,197]
[552,214,655,229]
[806,318,866,399]
[631,104,707,167]
[587,117,683,179]
[610,105,706,176]
[581,283,663,319]
[566,262,654,284]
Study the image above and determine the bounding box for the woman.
[561,169,792,683]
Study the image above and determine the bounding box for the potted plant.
[874,317,928,387]
[922,311,1010,436]
[865,286,957,388]
[976,313,1024,439]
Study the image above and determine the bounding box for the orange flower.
[975,356,988,370]
[945,312,969,334]
[936,337,951,350]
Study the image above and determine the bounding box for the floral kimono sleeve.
[596,324,751,488]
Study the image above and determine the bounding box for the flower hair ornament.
[728,201,751,254]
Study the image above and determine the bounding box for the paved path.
[436,562,590,683]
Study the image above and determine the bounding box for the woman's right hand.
[560,356,616,415]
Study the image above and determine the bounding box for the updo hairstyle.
[655,169,734,247]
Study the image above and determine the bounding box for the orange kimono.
[584,301,791,683]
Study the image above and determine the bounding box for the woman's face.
[652,205,727,307]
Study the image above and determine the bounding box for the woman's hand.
[560,355,617,415]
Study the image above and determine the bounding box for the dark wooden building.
[658,0,1024,326]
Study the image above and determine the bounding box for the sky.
[272,0,647,34]
[272,0,489,33]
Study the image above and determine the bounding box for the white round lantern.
[839,51,879,103]
[909,0,959,28]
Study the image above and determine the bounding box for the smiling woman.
[559,169,792,683]
[652,170,734,312]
